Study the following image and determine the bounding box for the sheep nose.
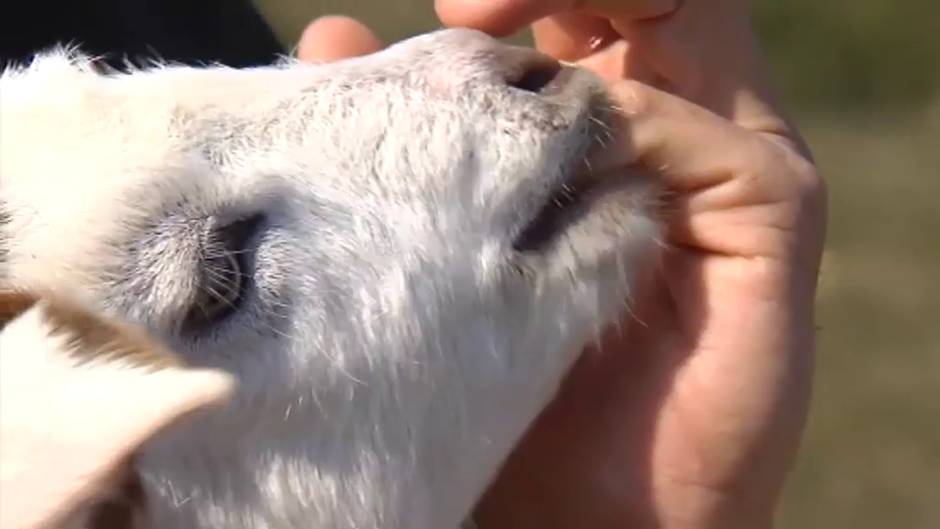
[420,29,568,95]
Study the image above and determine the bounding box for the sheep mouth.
[510,72,643,254]
[512,169,610,253]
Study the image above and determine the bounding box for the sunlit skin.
[298,2,826,527]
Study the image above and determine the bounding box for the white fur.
[0,29,659,529]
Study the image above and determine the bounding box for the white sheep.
[0,29,659,529]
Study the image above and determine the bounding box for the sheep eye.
[190,250,242,324]
[181,215,264,332]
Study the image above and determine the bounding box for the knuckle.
[781,146,825,201]
[781,152,828,218]
[738,134,779,176]
[795,163,827,213]
[741,135,826,207]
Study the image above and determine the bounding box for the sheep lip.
[510,66,628,253]
[511,169,613,253]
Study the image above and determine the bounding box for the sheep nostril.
[511,62,563,93]
[502,47,563,94]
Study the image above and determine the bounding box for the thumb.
[297,16,383,63]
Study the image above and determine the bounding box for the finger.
[577,39,667,86]
[435,0,678,37]
[297,16,383,63]
[590,80,753,192]
[595,81,816,257]
[617,3,800,143]
[531,12,619,62]
[532,14,662,85]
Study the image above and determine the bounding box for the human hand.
[432,1,826,528]
[295,3,826,526]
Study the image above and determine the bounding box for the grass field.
[784,109,940,528]
[255,1,940,526]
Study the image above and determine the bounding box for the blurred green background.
[255,1,939,526]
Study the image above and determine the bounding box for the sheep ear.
[0,290,235,529]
